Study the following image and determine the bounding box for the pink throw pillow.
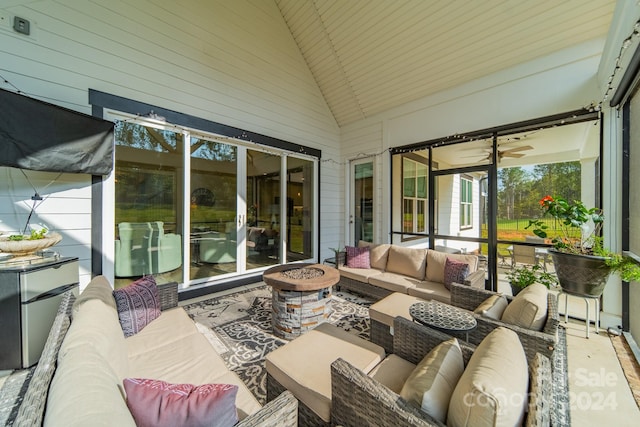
[346,245,371,268]
[124,379,238,427]
[443,258,470,290]
[113,276,161,337]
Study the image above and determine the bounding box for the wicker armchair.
[331,317,552,427]
[449,282,559,362]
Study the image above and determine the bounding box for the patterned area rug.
[183,285,373,404]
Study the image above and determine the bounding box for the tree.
[498,167,530,219]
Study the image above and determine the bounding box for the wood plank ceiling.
[274,0,616,127]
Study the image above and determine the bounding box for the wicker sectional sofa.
[12,276,297,427]
[337,242,485,303]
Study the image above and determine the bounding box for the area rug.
[183,285,372,404]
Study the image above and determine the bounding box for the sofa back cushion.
[45,346,135,426]
[447,327,528,427]
[60,298,130,379]
[400,338,464,423]
[62,276,129,379]
[501,283,548,331]
[426,250,478,284]
[73,275,117,314]
[358,241,391,270]
[385,246,427,280]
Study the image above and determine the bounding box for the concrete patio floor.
[563,318,640,424]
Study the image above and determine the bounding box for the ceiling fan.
[463,145,533,163]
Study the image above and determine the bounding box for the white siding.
[0,0,339,288]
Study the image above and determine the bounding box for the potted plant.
[506,263,558,296]
[329,245,346,267]
[526,195,640,297]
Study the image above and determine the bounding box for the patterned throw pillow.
[346,245,371,269]
[443,258,470,290]
[113,276,161,337]
[124,379,238,427]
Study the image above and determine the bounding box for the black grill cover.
[0,88,114,175]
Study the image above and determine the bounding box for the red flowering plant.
[527,195,640,282]
[526,195,603,255]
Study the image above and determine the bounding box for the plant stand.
[556,289,600,339]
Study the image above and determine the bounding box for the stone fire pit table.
[263,263,339,339]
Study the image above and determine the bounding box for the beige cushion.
[408,281,451,304]
[385,246,427,280]
[426,251,479,284]
[73,275,116,313]
[400,338,465,423]
[265,323,385,422]
[60,299,129,379]
[501,283,548,331]
[127,332,230,384]
[474,294,509,320]
[338,265,383,282]
[358,241,392,270]
[45,347,135,427]
[368,272,421,294]
[448,327,528,427]
[368,354,416,393]
[126,308,199,357]
[370,293,423,327]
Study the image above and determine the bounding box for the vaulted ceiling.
[275,0,616,127]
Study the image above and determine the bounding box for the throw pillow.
[447,327,529,427]
[400,338,465,423]
[346,245,371,269]
[124,378,238,427]
[501,282,548,331]
[443,258,470,290]
[113,276,161,337]
[473,294,508,320]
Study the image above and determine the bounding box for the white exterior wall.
[0,0,339,288]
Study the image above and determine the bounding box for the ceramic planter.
[549,248,612,297]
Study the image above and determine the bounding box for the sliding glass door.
[112,117,317,289]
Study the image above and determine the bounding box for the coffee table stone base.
[272,287,332,340]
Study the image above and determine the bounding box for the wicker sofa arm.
[331,358,445,427]
[462,268,486,289]
[472,316,557,362]
[12,290,76,427]
[157,281,179,310]
[392,317,476,366]
[236,391,298,427]
[450,282,511,311]
[526,353,553,426]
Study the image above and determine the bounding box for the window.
[460,176,472,229]
[402,158,427,234]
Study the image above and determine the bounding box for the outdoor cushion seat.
[408,281,452,304]
[368,272,421,294]
[338,265,383,282]
[266,322,386,425]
